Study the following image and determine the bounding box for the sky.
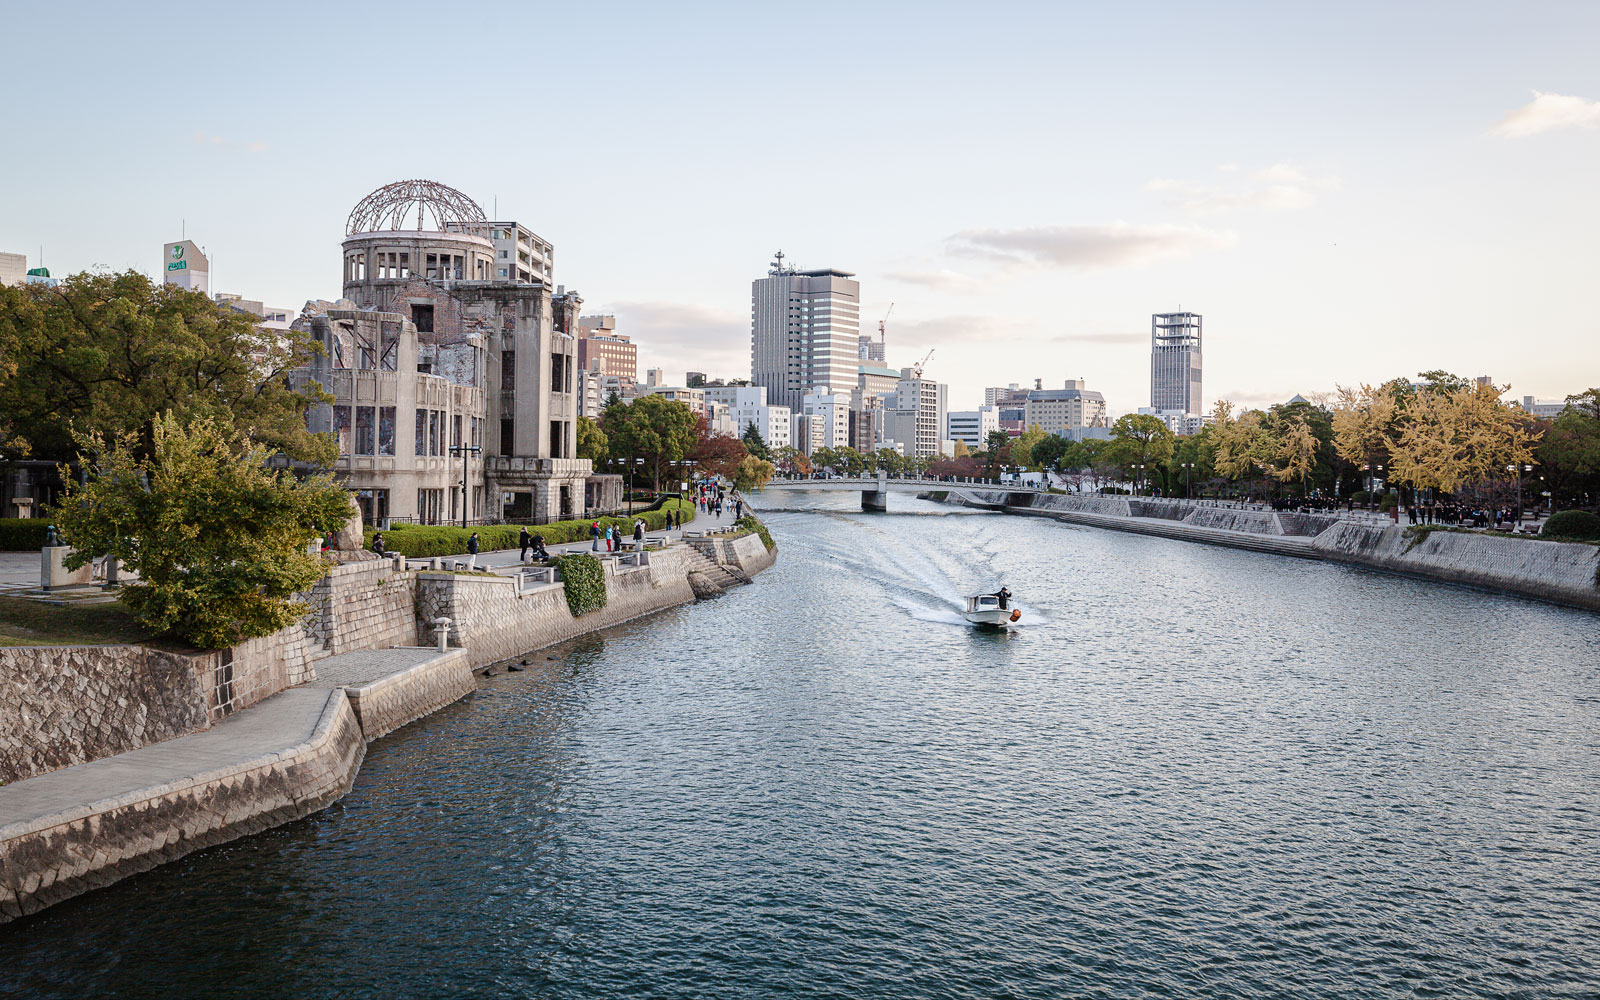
[3,0,1598,417]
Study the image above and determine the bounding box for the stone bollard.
[429,557,442,571]
[432,617,453,652]
[392,552,406,572]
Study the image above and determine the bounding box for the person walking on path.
[591,521,601,551]
[466,532,480,570]
[633,519,645,547]
[518,527,533,562]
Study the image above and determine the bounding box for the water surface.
[4,493,1599,998]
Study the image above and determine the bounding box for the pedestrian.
[633,519,644,547]
[466,531,480,570]
[531,533,548,560]
[372,531,386,556]
[518,527,532,562]
[591,520,601,551]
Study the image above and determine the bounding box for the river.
[4,492,1599,998]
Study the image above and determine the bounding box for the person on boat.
[994,586,1011,610]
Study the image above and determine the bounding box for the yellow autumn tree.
[1330,383,1395,492]
[1386,382,1540,493]
[1272,414,1318,489]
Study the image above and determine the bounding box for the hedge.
[0,518,51,551]
[363,498,695,557]
[1542,509,1600,542]
[736,515,775,552]
[554,553,606,616]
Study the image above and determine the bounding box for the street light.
[1508,462,1534,520]
[448,443,481,528]
[1180,461,1195,499]
[1133,463,1144,496]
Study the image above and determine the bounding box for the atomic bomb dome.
[345,179,487,235]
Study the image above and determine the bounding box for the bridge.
[763,473,1046,511]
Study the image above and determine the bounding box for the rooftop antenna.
[771,249,786,274]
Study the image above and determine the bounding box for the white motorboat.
[963,592,1021,628]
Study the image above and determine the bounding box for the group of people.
[590,518,647,553]
[697,482,742,520]
[1406,503,1525,529]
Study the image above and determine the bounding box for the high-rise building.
[1151,312,1202,414]
[751,251,861,413]
[946,405,999,448]
[576,315,638,381]
[0,252,27,287]
[801,392,851,450]
[163,239,210,294]
[883,368,943,459]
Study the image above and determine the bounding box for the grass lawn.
[0,595,188,649]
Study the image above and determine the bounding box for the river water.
[4,493,1600,998]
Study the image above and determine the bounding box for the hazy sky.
[3,1,1597,415]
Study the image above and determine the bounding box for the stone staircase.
[680,543,744,596]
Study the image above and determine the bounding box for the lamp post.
[448,444,481,528]
[1132,463,1144,496]
[1509,462,1533,520]
[1181,461,1195,499]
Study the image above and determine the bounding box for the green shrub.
[365,499,696,557]
[0,518,51,550]
[1350,490,1370,506]
[553,553,606,616]
[1542,509,1600,541]
[736,514,775,552]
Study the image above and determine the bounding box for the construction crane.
[911,348,934,379]
[879,302,894,342]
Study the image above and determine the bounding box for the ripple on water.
[3,493,1600,999]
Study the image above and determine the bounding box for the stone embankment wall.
[334,650,476,742]
[0,689,365,922]
[937,490,1600,612]
[416,548,700,669]
[1311,523,1600,612]
[0,646,209,786]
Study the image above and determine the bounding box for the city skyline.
[2,2,1598,415]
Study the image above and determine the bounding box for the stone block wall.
[1312,523,1600,611]
[416,548,698,668]
[311,560,419,655]
[1182,508,1284,534]
[0,690,365,923]
[339,650,475,741]
[0,647,208,786]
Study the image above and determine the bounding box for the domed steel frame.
[346,179,487,236]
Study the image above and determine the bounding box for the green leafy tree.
[982,429,1011,478]
[1537,389,1600,506]
[1106,413,1176,491]
[1030,433,1069,473]
[0,270,334,466]
[48,412,351,648]
[732,454,776,492]
[601,394,701,492]
[576,415,608,464]
[741,420,770,460]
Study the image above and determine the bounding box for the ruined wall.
[416,548,698,668]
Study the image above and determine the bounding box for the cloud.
[947,222,1237,270]
[883,268,981,291]
[1492,91,1600,137]
[610,300,748,376]
[189,130,268,153]
[1048,331,1147,345]
[1145,163,1339,214]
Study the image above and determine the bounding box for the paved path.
[308,646,447,688]
[463,501,746,573]
[0,688,336,831]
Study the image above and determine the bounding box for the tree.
[741,420,770,460]
[1010,425,1048,470]
[982,429,1010,478]
[600,394,700,492]
[1330,383,1396,501]
[732,454,776,492]
[691,430,748,482]
[1106,413,1176,492]
[576,415,608,464]
[1272,414,1318,490]
[773,445,811,477]
[1030,433,1070,473]
[952,439,971,459]
[0,270,334,466]
[1213,404,1275,500]
[1386,381,1540,496]
[48,412,351,648]
[1537,389,1600,505]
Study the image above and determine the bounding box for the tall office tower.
[751,251,861,413]
[1151,312,1202,414]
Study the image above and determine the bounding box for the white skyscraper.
[750,251,861,413]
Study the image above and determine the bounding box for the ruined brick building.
[293,179,617,526]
